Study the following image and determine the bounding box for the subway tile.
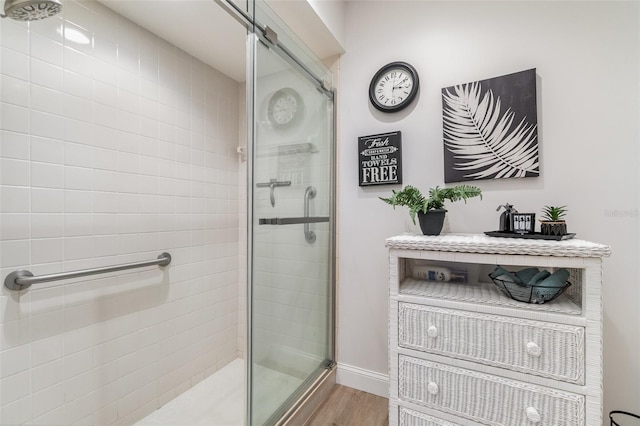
[0,213,29,240]
[31,405,65,426]
[63,0,93,31]
[64,370,94,402]
[31,335,63,367]
[0,158,29,187]
[30,13,63,40]
[94,103,118,128]
[64,347,94,380]
[64,390,97,425]
[0,47,28,80]
[64,190,92,212]
[31,188,62,213]
[30,32,63,67]
[31,136,63,164]
[31,214,64,239]
[92,214,118,235]
[1,102,29,134]
[64,69,94,101]
[63,117,93,145]
[31,110,64,140]
[93,235,118,257]
[0,370,30,406]
[64,46,94,78]
[0,19,28,52]
[64,166,92,191]
[0,239,29,268]
[31,162,64,189]
[63,93,93,122]
[0,131,29,160]
[0,344,31,379]
[30,308,64,342]
[63,23,93,56]
[64,142,93,168]
[94,80,117,107]
[94,58,119,87]
[92,192,119,214]
[31,84,63,115]
[65,214,93,237]
[31,382,64,419]
[31,58,64,91]
[64,236,93,261]
[118,89,139,115]
[0,75,29,107]
[31,358,63,393]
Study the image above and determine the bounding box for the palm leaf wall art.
[442,68,540,183]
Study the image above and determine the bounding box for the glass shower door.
[248,33,334,425]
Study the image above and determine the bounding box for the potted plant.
[540,205,568,236]
[380,184,482,235]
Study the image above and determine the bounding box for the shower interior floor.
[136,358,304,425]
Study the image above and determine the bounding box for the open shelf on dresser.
[399,277,582,315]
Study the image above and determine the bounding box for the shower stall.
[0,0,335,424]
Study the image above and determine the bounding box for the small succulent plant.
[541,205,567,222]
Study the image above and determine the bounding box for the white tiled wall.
[0,1,241,424]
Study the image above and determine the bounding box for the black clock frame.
[369,61,419,112]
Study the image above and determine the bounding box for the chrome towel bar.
[4,252,172,291]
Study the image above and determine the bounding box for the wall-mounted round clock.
[369,61,419,112]
[267,88,302,127]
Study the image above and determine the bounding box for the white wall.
[0,1,241,424]
[337,0,640,417]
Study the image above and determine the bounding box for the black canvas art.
[442,69,539,183]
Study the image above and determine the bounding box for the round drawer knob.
[526,406,541,423]
[427,326,438,338]
[427,381,439,395]
[526,342,542,357]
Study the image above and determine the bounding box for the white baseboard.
[336,362,389,398]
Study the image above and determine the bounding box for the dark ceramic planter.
[540,221,567,236]
[417,209,447,235]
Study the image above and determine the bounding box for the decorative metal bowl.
[490,276,571,304]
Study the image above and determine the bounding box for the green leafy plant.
[541,205,567,222]
[380,184,482,224]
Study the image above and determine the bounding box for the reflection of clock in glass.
[268,88,302,127]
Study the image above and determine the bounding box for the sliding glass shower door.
[247,26,335,425]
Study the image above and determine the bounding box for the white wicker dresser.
[386,234,611,426]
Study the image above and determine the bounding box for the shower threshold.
[135,358,305,425]
[135,359,244,426]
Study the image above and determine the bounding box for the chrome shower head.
[2,0,62,21]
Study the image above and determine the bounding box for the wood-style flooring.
[306,385,389,426]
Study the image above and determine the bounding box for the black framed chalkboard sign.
[358,131,402,186]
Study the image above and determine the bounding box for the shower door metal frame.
[214,1,336,424]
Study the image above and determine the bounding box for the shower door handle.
[303,186,317,243]
[257,186,327,244]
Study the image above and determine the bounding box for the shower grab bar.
[4,252,172,291]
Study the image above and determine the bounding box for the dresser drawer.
[399,355,585,426]
[398,303,585,384]
[399,407,460,426]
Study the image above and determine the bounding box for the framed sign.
[358,131,402,186]
[511,213,535,234]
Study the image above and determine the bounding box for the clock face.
[369,62,419,112]
[268,88,302,127]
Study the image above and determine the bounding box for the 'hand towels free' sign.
[358,131,402,186]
